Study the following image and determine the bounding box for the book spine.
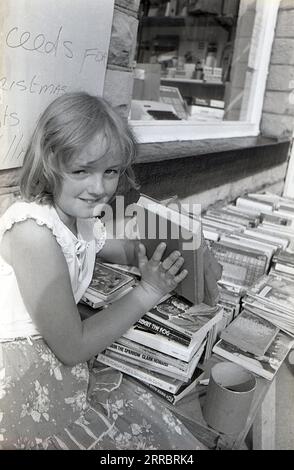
[105,349,187,381]
[123,329,192,361]
[138,315,191,346]
[96,352,180,393]
[108,343,190,374]
[142,381,177,404]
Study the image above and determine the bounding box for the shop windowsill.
[135,135,289,164]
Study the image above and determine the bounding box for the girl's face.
[54,132,121,231]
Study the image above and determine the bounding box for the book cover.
[213,331,294,381]
[220,310,279,356]
[146,294,222,341]
[123,306,223,362]
[123,325,207,362]
[95,350,186,393]
[86,262,136,301]
[137,315,191,346]
[133,194,204,304]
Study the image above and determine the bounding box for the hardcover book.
[213,331,294,381]
[132,194,204,304]
[220,310,279,356]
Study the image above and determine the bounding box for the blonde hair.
[20,92,138,204]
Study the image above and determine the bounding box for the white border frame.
[130,0,280,144]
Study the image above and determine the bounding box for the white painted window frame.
[130,0,280,144]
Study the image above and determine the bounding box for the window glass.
[130,0,257,124]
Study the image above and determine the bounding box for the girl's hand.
[137,242,188,299]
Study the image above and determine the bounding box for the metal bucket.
[202,361,256,435]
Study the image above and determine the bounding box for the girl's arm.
[98,238,139,266]
[1,220,186,366]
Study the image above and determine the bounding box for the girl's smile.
[54,132,121,234]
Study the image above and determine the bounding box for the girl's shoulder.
[0,200,54,231]
[0,200,66,246]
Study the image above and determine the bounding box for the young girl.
[0,92,208,450]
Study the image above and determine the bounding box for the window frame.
[130,0,280,144]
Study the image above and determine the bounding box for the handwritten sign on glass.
[0,0,114,170]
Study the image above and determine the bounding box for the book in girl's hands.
[213,331,294,381]
[83,262,136,307]
[132,194,204,304]
[220,310,279,356]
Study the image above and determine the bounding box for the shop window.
[129,0,280,143]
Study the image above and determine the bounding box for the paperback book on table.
[220,309,279,356]
[82,261,136,308]
[213,330,294,381]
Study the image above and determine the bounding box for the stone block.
[275,9,294,37]
[263,90,294,115]
[261,112,294,139]
[267,65,294,91]
[271,38,294,65]
[280,0,294,9]
[103,68,134,118]
[108,9,138,68]
[180,163,287,213]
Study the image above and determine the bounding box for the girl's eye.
[105,169,119,176]
[71,170,87,175]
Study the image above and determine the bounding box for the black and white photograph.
[1,0,294,457]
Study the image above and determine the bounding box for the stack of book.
[85,193,224,404]
[97,293,223,403]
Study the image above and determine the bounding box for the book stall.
[78,191,294,450]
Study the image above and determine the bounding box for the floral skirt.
[0,337,206,450]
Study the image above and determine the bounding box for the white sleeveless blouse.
[0,201,106,340]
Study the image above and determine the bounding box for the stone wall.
[260,0,294,138]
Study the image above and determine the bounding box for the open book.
[131,194,204,304]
